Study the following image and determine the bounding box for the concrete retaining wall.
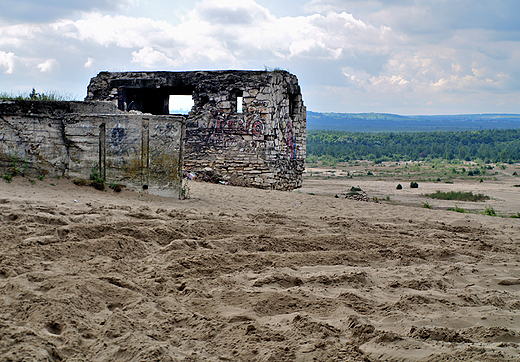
[0,100,185,198]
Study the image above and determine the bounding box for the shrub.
[422,201,433,209]
[410,181,419,188]
[425,190,489,202]
[513,171,518,176]
[90,179,105,191]
[109,183,126,192]
[448,205,465,213]
[73,166,107,191]
[73,179,89,186]
[396,184,403,190]
[483,206,496,216]
[89,167,105,191]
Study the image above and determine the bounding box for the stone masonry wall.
[86,70,306,190]
[0,100,185,198]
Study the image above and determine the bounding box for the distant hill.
[307,112,520,132]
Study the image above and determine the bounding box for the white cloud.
[84,57,94,68]
[131,47,178,67]
[36,2,389,69]
[37,58,58,73]
[0,51,16,74]
[0,0,519,113]
[195,0,273,24]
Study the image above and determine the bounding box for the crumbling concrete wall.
[0,100,185,198]
[86,70,306,190]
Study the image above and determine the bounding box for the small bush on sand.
[483,206,496,217]
[73,179,89,186]
[448,205,465,213]
[109,183,126,192]
[425,190,489,202]
[396,184,403,190]
[422,201,433,209]
[410,181,419,188]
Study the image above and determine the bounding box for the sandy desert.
[1,173,520,361]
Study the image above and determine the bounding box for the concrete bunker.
[86,70,306,190]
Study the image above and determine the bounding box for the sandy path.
[1,177,519,361]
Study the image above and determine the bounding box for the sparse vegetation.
[396,184,403,190]
[109,182,126,192]
[410,181,419,188]
[448,205,466,213]
[422,201,433,209]
[73,166,105,191]
[425,190,490,202]
[483,206,497,217]
[0,88,76,101]
[2,154,29,183]
[89,168,105,191]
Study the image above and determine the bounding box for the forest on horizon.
[306,112,520,163]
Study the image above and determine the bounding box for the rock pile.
[343,191,379,203]
[344,191,370,202]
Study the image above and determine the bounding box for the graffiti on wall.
[285,120,296,159]
[207,110,265,148]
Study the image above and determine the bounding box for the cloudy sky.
[1,0,519,115]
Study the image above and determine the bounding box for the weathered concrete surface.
[0,100,185,198]
[86,70,306,190]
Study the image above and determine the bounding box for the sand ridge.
[0,177,519,361]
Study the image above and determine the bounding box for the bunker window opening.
[235,90,244,113]
[289,94,298,117]
[169,94,194,115]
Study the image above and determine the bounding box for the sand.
[1,176,519,361]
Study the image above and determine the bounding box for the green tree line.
[307,129,520,163]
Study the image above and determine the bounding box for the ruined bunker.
[86,70,306,190]
[0,70,306,197]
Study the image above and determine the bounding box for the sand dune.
[1,177,519,361]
